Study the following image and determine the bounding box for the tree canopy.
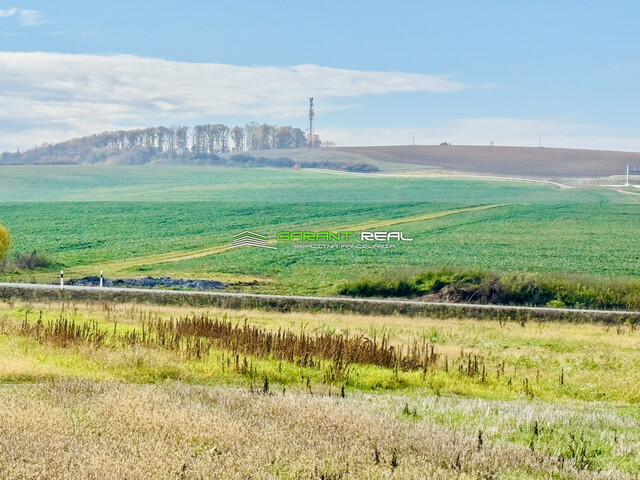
[0,122,331,165]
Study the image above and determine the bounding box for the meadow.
[0,299,638,478]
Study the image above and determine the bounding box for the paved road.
[304,168,574,189]
[0,282,637,318]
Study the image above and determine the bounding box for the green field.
[0,165,639,294]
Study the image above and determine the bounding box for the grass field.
[1,165,639,295]
[0,299,638,478]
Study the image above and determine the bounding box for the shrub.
[0,250,51,271]
[339,267,640,311]
[0,224,9,261]
[546,299,566,308]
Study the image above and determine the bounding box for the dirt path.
[339,203,506,231]
[30,203,507,280]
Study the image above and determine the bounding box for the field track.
[27,204,507,280]
[304,168,573,188]
[1,282,638,323]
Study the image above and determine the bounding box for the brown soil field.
[334,145,640,178]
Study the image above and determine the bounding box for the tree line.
[0,122,334,165]
[97,122,327,154]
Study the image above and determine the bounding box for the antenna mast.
[308,97,314,147]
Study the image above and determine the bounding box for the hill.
[3,125,640,178]
[334,145,640,178]
[0,125,377,172]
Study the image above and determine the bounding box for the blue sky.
[1,1,639,151]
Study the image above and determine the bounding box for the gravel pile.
[67,276,227,290]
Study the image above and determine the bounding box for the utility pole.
[538,135,542,148]
[308,97,314,148]
[627,164,630,186]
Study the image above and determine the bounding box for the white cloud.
[323,118,640,152]
[0,7,43,26]
[0,8,18,17]
[0,51,467,151]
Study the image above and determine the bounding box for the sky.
[1,0,639,152]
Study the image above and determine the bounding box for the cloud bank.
[0,51,466,151]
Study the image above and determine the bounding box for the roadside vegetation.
[0,250,50,272]
[340,267,640,310]
[0,299,639,477]
[5,300,640,402]
[1,380,635,479]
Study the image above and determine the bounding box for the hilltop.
[334,145,640,178]
[3,125,640,179]
[0,125,377,173]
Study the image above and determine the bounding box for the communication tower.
[308,97,314,147]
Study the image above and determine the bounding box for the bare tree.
[218,125,230,153]
[192,125,207,154]
[231,126,244,152]
[274,126,294,149]
[257,124,274,150]
[175,126,189,155]
[245,122,260,151]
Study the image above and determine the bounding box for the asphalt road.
[0,282,638,319]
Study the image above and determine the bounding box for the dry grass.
[1,301,640,476]
[4,300,640,402]
[0,379,632,480]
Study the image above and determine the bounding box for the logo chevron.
[227,231,277,250]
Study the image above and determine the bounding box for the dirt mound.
[68,276,227,290]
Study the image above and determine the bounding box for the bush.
[0,250,51,271]
[547,300,566,308]
[0,224,9,261]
